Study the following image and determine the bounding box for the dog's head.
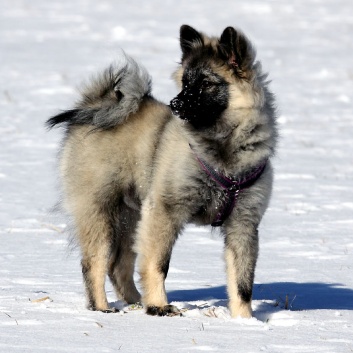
[171,25,264,131]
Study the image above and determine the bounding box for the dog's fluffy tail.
[46,53,152,129]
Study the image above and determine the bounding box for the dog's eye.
[202,80,212,88]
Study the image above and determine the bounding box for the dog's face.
[170,61,229,130]
[170,25,258,130]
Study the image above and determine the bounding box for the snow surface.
[1,0,353,352]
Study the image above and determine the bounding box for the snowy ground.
[1,0,353,352]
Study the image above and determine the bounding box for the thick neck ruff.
[190,145,267,227]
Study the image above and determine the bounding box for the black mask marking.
[170,66,229,130]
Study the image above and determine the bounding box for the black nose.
[170,97,184,114]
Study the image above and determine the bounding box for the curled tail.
[46,53,152,129]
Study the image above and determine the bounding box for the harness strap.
[190,146,267,227]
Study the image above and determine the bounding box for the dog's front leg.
[223,219,259,318]
[135,198,181,316]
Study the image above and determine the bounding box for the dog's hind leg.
[223,218,259,318]
[108,206,141,304]
[74,203,117,313]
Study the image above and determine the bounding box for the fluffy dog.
[47,25,277,318]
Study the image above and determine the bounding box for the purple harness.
[191,148,267,227]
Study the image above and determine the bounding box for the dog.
[47,25,277,318]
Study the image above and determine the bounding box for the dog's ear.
[180,25,203,60]
[219,27,255,73]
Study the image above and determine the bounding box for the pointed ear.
[219,27,255,72]
[180,25,204,60]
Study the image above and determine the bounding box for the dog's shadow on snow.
[168,282,353,312]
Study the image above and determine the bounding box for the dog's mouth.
[169,107,181,117]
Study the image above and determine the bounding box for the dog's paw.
[102,307,119,313]
[146,304,181,317]
[88,306,119,313]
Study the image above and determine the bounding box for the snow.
[1,0,353,352]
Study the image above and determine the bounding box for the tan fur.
[59,100,171,311]
[225,248,252,318]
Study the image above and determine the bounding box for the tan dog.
[47,25,277,318]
